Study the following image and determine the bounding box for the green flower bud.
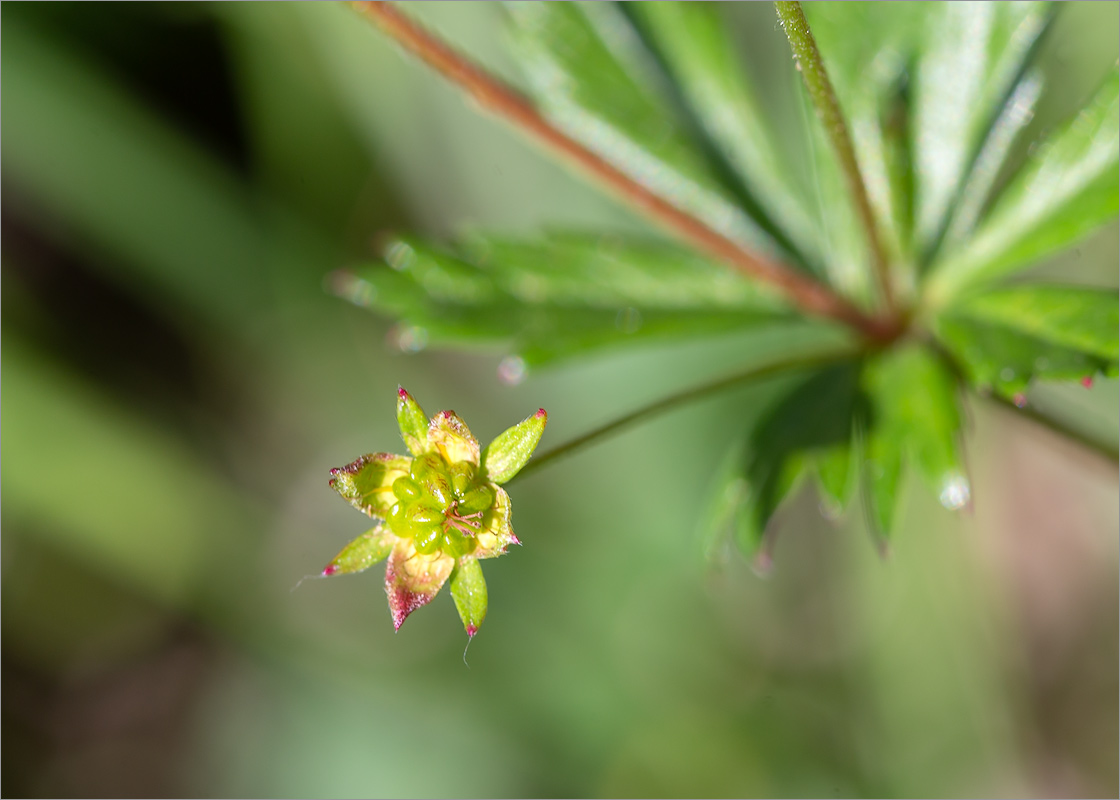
[327,388,547,635]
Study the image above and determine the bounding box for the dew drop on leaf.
[385,240,416,271]
[938,472,971,511]
[818,497,842,522]
[497,355,527,385]
[324,270,376,306]
[389,324,429,353]
[615,307,642,334]
[751,550,774,578]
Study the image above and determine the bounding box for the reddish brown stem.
[351,1,901,343]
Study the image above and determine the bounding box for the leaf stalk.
[774,1,896,312]
[509,348,855,484]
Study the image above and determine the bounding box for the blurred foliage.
[341,1,1118,553]
[2,2,1118,798]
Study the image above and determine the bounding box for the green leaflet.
[934,285,1120,395]
[804,2,1053,271]
[909,2,1053,257]
[465,234,787,311]
[731,362,863,561]
[862,344,967,538]
[337,237,796,367]
[503,1,783,259]
[938,71,1044,254]
[627,2,822,273]
[928,63,1120,300]
[800,2,931,270]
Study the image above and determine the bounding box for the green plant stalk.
[509,348,855,484]
[774,1,895,312]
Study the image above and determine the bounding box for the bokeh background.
[3,3,1117,797]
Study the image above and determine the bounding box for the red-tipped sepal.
[329,452,411,518]
[323,524,394,577]
[428,410,481,466]
[384,539,454,631]
[397,387,431,457]
[473,486,519,558]
[449,558,488,638]
[480,408,548,484]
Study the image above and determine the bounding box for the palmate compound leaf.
[502,1,788,262]
[333,235,802,368]
[801,2,1053,273]
[933,285,1120,396]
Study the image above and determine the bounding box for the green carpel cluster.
[388,453,495,557]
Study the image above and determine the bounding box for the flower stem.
[509,348,855,484]
[351,1,901,343]
[774,1,895,312]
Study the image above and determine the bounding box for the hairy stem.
[984,392,1119,468]
[352,1,901,342]
[774,1,895,311]
[509,348,854,484]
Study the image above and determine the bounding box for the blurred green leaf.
[800,2,931,267]
[929,63,1119,299]
[934,285,1120,395]
[466,233,787,309]
[627,2,822,272]
[503,2,784,258]
[862,344,966,538]
[2,21,268,326]
[939,71,1044,253]
[801,3,1052,276]
[910,2,1052,256]
[730,362,862,561]
[1,341,259,607]
[216,3,399,237]
[801,0,1052,289]
[340,237,798,367]
[814,436,858,517]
